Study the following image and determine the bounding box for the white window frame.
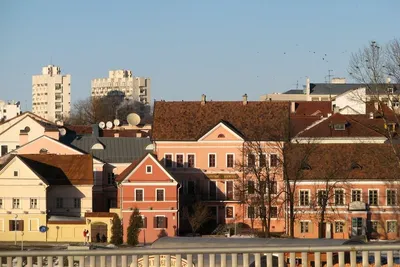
[30,198,38,209]
[155,188,165,202]
[334,220,345,233]
[187,153,196,168]
[28,218,40,232]
[225,180,234,200]
[225,206,235,219]
[300,221,310,233]
[12,198,21,209]
[368,189,379,206]
[145,165,152,174]
[334,124,346,130]
[386,220,398,233]
[135,188,144,202]
[140,215,146,229]
[13,170,19,177]
[208,153,217,168]
[164,153,173,168]
[247,153,256,167]
[247,206,256,219]
[269,154,278,168]
[351,189,362,202]
[386,189,397,206]
[154,215,166,229]
[0,218,4,232]
[370,220,379,232]
[226,153,235,168]
[299,189,310,206]
[316,189,327,207]
[176,153,184,168]
[334,189,345,206]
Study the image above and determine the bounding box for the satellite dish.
[127,113,141,126]
[99,122,105,129]
[59,128,66,136]
[106,121,113,129]
[113,119,120,127]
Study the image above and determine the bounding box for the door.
[91,222,108,242]
[351,218,363,237]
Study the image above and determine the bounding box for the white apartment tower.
[32,65,71,122]
[0,100,21,121]
[91,70,151,104]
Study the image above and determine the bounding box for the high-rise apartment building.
[0,100,21,121]
[32,65,71,122]
[91,70,151,104]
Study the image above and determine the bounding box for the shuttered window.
[9,220,24,231]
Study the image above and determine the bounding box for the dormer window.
[351,162,362,170]
[91,143,104,150]
[301,162,311,170]
[388,87,394,94]
[217,134,225,138]
[334,124,346,130]
[39,148,48,154]
[386,123,396,132]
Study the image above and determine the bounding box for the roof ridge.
[295,117,329,137]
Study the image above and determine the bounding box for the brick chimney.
[242,94,248,105]
[201,94,206,105]
[19,130,29,146]
[290,102,296,113]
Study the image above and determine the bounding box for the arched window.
[39,148,48,154]
[217,134,225,138]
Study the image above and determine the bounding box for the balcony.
[1,242,400,267]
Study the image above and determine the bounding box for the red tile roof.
[290,116,322,137]
[292,101,332,116]
[18,154,94,185]
[152,101,290,141]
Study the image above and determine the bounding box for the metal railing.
[1,244,400,267]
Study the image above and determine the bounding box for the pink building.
[116,153,179,243]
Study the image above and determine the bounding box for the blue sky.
[0,1,399,111]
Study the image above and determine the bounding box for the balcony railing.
[1,244,400,267]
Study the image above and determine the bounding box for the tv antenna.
[327,69,333,83]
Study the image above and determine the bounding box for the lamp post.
[14,214,18,245]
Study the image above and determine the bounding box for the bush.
[110,214,123,245]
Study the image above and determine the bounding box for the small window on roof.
[91,143,104,150]
[301,162,311,170]
[217,134,225,138]
[351,162,362,170]
[39,148,48,154]
[334,124,346,131]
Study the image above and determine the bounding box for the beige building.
[32,65,71,123]
[0,100,21,121]
[91,70,151,104]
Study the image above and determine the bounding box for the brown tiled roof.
[64,125,93,135]
[296,113,389,138]
[152,101,290,141]
[289,116,321,137]
[366,101,395,115]
[286,144,400,180]
[292,101,332,116]
[85,212,116,218]
[18,154,93,185]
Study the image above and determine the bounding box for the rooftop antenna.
[327,69,333,83]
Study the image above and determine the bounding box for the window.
[300,221,309,233]
[334,124,346,130]
[156,189,165,201]
[176,154,184,168]
[248,181,255,194]
[154,216,167,228]
[226,154,234,168]
[387,189,397,205]
[335,221,345,233]
[369,190,378,206]
[259,206,266,218]
[217,134,225,138]
[187,154,195,168]
[270,207,278,218]
[146,165,152,174]
[13,171,18,177]
[56,198,63,208]
[259,181,266,194]
[317,190,327,206]
[74,198,81,208]
[387,221,397,233]
[30,198,38,209]
[370,221,379,232]
[209,181,217,200]
[270,154,278,167]
[0,198,2,209]
[140,216,147,228]
[164,154,172,168]
[9,220,24,231]
[334,190,345,206]
[209,154,216,168]
[300,190,309,206]
[187,181,195,195]
[247,154,255,167]
[351,190,362,202]
[226,181,234,200]
[247,206,255,219]
[136,189,144,201]
[259,154,267,167]
[226,207,234,218]
[1,145,8,156]
[107,173,115,185]
[269,181,277,194]
[12,198,20,209]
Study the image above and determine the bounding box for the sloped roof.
[18,154,93,185]
[286,144,400,180]
[63,125,151,138]
[289,116,322,137]
[283,89,304,95]
[152,101,289,141]
[292,101,332,116]
[69,137,151,163]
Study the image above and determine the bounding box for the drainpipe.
[177,183,182,236]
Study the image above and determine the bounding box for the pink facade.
[118,154,179,243]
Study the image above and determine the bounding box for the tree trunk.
[289,191,295,238]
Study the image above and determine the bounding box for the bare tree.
[182,202,212,235]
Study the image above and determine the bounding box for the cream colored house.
[0,100,21,121]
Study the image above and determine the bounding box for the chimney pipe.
[242,94,248,105]
[305,77,310,97]
[201,94,206,105]
[290,102,296,113]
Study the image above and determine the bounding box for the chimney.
[374,101,379,111]
[136,131,142,138]
[92,124,100,137]
[333,106,340,113]
[387,77,392,84]
[305,77,310,95]
[369,112,374,119]
[19,130,29,146]
[242,94,248,105]
[114,132,119,138]
[290,102,296,113]
[201,94,206,105]
[331,78,346,84]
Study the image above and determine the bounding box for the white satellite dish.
[59,128,66,136]
[127,113,141,126]
[113,119,120,127]
[99,122,105,129]
[106,121,113,129]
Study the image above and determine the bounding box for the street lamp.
[14,214,18,245]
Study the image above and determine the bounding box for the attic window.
[386,123,396,132]
[218,134,225,138]
[301,162,311,170]
[388,87,394,94]
[91,143,104,150]
[39,148,48,154]
[334,124,346,131]
[351,162,362,170]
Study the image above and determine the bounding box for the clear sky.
[0,1,399,111]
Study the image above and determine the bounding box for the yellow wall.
[47,224,87,242]
[0,213,47,242]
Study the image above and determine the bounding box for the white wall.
[334,87,366,115]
